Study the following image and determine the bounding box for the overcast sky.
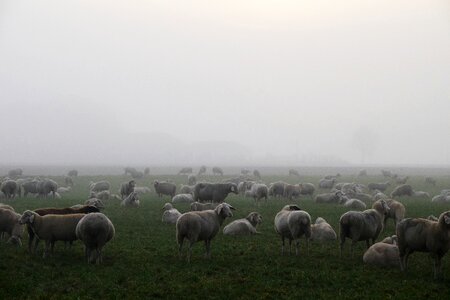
[0,0,449,166]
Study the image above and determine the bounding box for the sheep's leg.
[50,241,55,254]
[403,249,412,271]
[34,238,40,254]
[205,240,211,259]
[177,237,184,259]
[350,240,357,258]
[432,254,443,280]
[295,240,299,256]
[187,240,194,263]
[288,239,292,255]
[43,240,51,258]
[339,237,345,258]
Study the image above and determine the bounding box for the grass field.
[1,173,450,299]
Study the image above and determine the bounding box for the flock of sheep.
[0,166,450,280]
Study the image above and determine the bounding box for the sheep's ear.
[444,214,450,225]
[229,205,236,210]
[29,214,35,223]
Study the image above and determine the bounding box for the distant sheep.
[212,167,224,176]
[57,186,72,194]
[172,193,194,204]
[249,183,269,205]
[84,198,105,209]
[178,167,193,175]
[274,205,311,255]
[187,175,197,186]
[368,182,390,192]
[37,179,58,198]
[223,212,262,235]
[253,170,261,179]
[197,165,207,176]
[154,180,176,198]
[179,185,195,195]
[121,192,140,207]
[395,176,409,184]
[289,169,300,177]
[162,203,182,224]
[8,168,23,178]
[176,203,235,262]
[425,177,436,186]
[396,211,450,279]
[64,176,74,187]
[193,183,237,203]
[358,169,367,177]
[67,170,78,177]
[314,191,342,204]
[120,180,136,199]
[284,184,301,200]
[89,180,110,193]
[319,178,336,189]
[390,184,414,198]
[299,183,315,197]
[343,198,367,210]
[412,191,430,199]
[76,213,115,264]
[0,180,18,199]
[241,168,251,175]
[268,181,286,198]
[134,186,151,195]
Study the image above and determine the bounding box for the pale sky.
[0,0,449,166]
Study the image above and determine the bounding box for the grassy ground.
[1,173,450,299]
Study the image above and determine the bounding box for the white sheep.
[134,186,151,195]
[172,193,194,204]
[0,208,23,246]
[176,203,235,262]
[162,203,182,224]
[339,199,390,256]
[412,191,430,199]
[19,210,85,257]
[57,186,72,194]
[310,217,337,242]
[274,205,311,255]
[75,213,115,264]
[343,198,367,210]
[190,201,217,211]
[223,212,262,235]
[373,199,405,227]
[363,241,400,268]
[121,192,140,207]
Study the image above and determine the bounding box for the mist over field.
[1,1,449,167]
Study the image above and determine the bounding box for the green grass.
[1,174,450,299]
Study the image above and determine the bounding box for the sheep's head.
[439,211,450,227]
[229,183,238,194]
[162,203,173,211]
[247,212,262,226]
[129,180,136,187]
[215,203,235,218]
[19,210,36,225]
[378,199,390,215]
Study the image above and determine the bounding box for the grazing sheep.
[193,183,238,203]
[289,169,300,177]
[162,203,182,224]
[268,181,287,198]
[76,213,115,264]
[299,183,315,197]
[121,192,140,207]
[324,173,340,180]
[319,178,336,189]
[363,241,400,268]
[249,183,269,205]
[89,180,111,193]
[0,208,23,246]
[425,177,437,186]
[37,179,58,198]
[253,169,261,179]
[373,199,405,227]
[310,217,337,242]
[178,167,193,175]
[22,179,40,197]
[197,165,207,176]
[339,199,390,256]
[172,193,194,204]
[358,169,367,177]
[412,191,430,199]
[314,191,342,204]
[57,186,72,194]
[396,211,450,279]
[124,167,137,175]
[176,203,235,262]
[187,175,197,186]
[179,185,194,195]
[154,180,176,198]
[64,176,74,187]
[390,184,414,198]
[395,176,409,184]
[368,182,390,192]
[284,184,301,200]
[212,167,224,176]
[343,198,367,210]
[19,211,85,257]
[190,201,218,211]
[381,170,393,178]
[120,180,136,199]
[84,198,105,209]
[67,169,78,177]
[274,205,311,255]
[223,212,262,235]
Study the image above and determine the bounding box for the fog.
[1,0,449,167]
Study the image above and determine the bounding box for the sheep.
[274,205,311,255]
[314,191,342,204]
[0,208,23,246]
[64,176,74,187]
[67,169,78,177]
[190,201,218,211]
[176,202,235,262]
[193,182,238,203]
[299,183,315,197]
[197,165,207,176]
[289,169,300,177]
[381,170,393,178]
[373,190,388,201]
[22,179,40,197]
[343,198,367,210]
[381,235,398,244]
[241,168,251,175]
[8,168,23,178]
[390,184,414,198]
[368,181,390,192]
[179,185,194,195]
[0,180,18,199]
[284,184,301,200]
[154,180,176,198]
[358,169,367,177]
[339,199,390,256]
[37,179,58,198]
[319,178,336,189]
[93,190,110,201]
[120,180,136,199]
[84,198,106,209]
[223,212,262,235]
[268,181,286,198]
[249,183,269,205]
[57,186,72,194]
[89,180,111,193]
[134,186,151,195]
[178,167,193,175]
[363,241,400,268]
[395,176,409,184]
[124,166,137,175]
[172,193,194,204]
[396,211,450,279]
[19,210,85,257]
[76,213,115,264]
[310,217,337,242]
[121,192,140,207]
[187,175,197,186]
[162,203,182,224]
[253,169,261,179]
[431,194,450,203]
[425,177,437,186]
[412,191,430,199]
[212,166,224,176]
[324,173,340,180]
[372,199,405,227]
[144,167,150,175]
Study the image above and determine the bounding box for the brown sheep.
[372,199,405,227]
[396,211,450,279]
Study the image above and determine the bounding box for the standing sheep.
[120,180,136,199]
[67,170,78,177]
[178,167,193,175]
[154,180,176,198]
[339,199,390,256]
[373,199,405,227]
[187,175,197,186]
[425,177,436,186]
[223,212,262,235]
[268,181,286,198]
[396,211,450,279]
[253,169,261,180]
[197,165,207,176]
[37,179,58,198]
[319,178,336,189]
[289,169,300,177]
[368,182,390,192]
[0,208,23,246]
[179,185,195,195]
[176,203,235,262]
[274,205,311,255]
[284,184,301,200]
[76,213,115,264]
[249,183,269,205]
[390,184,414,198]
[299,183,315,197]
[193,183,238,203]
[212,167,224,176]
